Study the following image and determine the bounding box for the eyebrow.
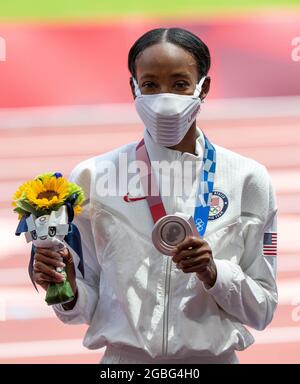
[140,72,192,80]
[170,72,191,79]
[140,73,157,80]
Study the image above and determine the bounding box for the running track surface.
[0,114,300,364]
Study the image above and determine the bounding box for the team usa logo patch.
[208,191,229,220]
[263,232,277,257]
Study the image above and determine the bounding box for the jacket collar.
[143,127,205,163]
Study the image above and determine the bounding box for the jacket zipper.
[162,255,172,356]
[162,151,180,356]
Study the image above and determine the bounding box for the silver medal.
[152,213,200,255]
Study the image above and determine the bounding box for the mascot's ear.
[15,216,28,236]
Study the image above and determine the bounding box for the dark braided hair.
[128,28,211,80]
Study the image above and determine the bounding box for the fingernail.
[57,273,65,280]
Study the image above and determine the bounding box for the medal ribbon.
[136,134,216,237]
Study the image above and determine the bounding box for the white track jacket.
[54,128,278,359]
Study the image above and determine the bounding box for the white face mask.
[133,76,206,147]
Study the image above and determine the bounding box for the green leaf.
[13,207,27,216]
[15,200,39,216]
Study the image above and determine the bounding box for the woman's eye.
[174,81,189,89]
[142,82,156,89]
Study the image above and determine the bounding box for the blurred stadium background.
[0,0,300,364]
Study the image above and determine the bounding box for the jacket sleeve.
[204,166,278,330]
[53,162,101,325]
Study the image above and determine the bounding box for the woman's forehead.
[135,42,198,79]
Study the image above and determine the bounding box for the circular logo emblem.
[208,191,229,220]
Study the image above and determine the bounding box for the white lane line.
[0,327,300,359]
[0,287,55,320]
[252,327,300,344]
[0,96,300,130]
[277,217,300,253]
[1,212,299,260]
[0,279,300,321]
[1,125,299,159]
[277,195,300,216]
[278,280,300,305]
[0,215,31,260]
[271,170,300,194]
[1,170,300,198]
[277,255,300,272]
[0,338,104,359]
[2,253,300,287]
[0,268,29,285]
[0,297,5,321]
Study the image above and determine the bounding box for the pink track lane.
[0,354,102,364]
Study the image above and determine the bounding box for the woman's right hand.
[33,247,77,294]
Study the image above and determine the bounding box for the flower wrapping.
[13,172,85,306]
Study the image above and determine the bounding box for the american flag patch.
[263,232,277,256]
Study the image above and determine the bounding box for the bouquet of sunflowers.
[12,172,85,305]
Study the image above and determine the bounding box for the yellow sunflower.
[73,205,82,215]
[11,181,31,207]
[25,176,69,210]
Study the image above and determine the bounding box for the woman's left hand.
[171,236,217,288]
